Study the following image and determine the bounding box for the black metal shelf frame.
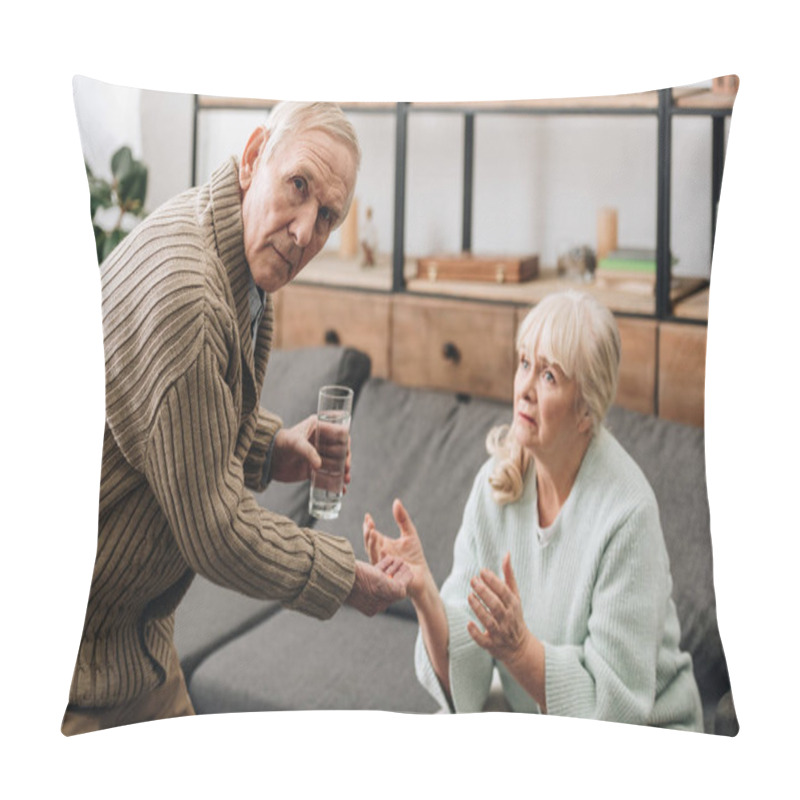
[192,92,733,322]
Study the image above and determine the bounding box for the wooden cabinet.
[274,288,697,423]
[616,318,658,416]
[392,296,517,401]
[275,285,391,378]
[658,322,707,427]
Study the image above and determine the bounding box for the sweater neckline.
[530,429,604,547]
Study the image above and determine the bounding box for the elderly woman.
[364,290,703,730]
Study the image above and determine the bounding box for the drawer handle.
[442,342,461,364]
[324,329,341,346]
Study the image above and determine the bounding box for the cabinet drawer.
[391,296,516,401]
[658,322,706,427]
[616,318,657,416]
[275,285,391,378]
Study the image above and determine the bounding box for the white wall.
[139,88,194,211]
[72,76,193,217]
[75,76,726,278]
[73,76,143,178]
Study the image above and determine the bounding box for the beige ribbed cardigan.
[68,159,356,709]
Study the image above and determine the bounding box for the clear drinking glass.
[308,385,353,520]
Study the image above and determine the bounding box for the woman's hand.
[467,553,547,711]
[366,501,451,695]
[467,553,531,667]
[363,499,432,603]
[269,415,351,488]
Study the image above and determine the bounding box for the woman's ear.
[577,403,593,435]
[239,126,269,191]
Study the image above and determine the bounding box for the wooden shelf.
[197,96,277,109]
[196,84,722,326]
[672,286,710,320]
[673,89,737,110]
[197,87,734,114]
[292,251,416,291]
[410,91,660,111]
[296,255,710,320]
[197,96,397,111]
[407,269,657,315]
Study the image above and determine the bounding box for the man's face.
[240,128,357,293]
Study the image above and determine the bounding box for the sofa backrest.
[256,346,371,526]
[604,405,729,709]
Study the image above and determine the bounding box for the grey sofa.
[174,345,738,735]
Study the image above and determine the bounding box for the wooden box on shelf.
[416,253,539,284]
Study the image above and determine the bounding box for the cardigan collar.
[207,157,253,351]
[205,157,273,413]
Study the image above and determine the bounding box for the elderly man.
[62,102,410,735]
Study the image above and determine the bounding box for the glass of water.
[308,385,353,520]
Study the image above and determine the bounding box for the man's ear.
[239,126,269,191]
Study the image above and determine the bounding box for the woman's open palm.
[363,499,431,601]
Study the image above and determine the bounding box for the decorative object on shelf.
[596,247,676,276]
[361,206,378,267]
[596,249,658,291]
[556,245,597,282]
[595,248,680,295]
[86,145,148,264]
[416,253,539,284]
[596,206,618,261]
[712,75,739,95]
[339,197,359,258]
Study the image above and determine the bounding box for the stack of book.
[595,248,675,294]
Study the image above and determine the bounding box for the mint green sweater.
[415,427,703,731]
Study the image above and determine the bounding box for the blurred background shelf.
[194,77,737,426]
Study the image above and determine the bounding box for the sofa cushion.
[318,379,512,619]
[605,405,730,718]
[188,606,439,713]
[175,346,371,680]
[173,579,282,681]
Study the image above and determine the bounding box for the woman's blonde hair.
[487,290,621,505]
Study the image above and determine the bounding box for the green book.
[598,249,677,273]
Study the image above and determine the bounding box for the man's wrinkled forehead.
[280,131,353,192]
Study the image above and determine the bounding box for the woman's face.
[512,348,590,459]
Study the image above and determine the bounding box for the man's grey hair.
[258,101,362,221]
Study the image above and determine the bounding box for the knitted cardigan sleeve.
[243,406,282,492]
[142,338,356,619]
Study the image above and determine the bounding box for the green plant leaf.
[89,177,113,217]
[111,146,134,182]
[118,162,148,212]
[101,228,126,262]
[94,225,106,264]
